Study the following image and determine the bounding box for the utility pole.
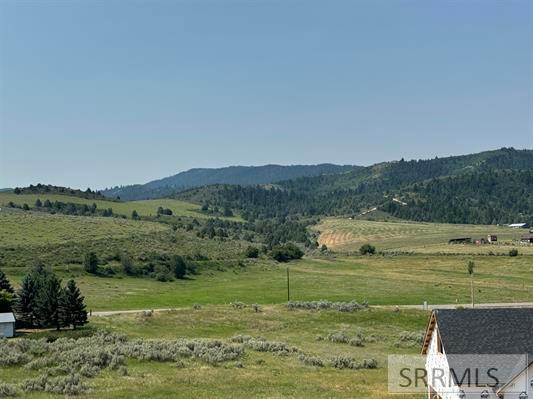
[287,267,290,302]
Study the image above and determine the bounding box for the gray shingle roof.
[436,309,533,357]
[0,312,15,323]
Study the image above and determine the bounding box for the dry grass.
[314,218,533,254]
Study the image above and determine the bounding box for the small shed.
[521,234,533,244]
[0,312,16,338]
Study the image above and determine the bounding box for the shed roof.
[432,309,533,356]
[0,312,15,323]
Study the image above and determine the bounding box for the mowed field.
[0,192,239,220]
[315,218,533,254]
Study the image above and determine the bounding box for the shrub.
[244,246,260,259]
[330,356,377,370]
[0,383,17,397]
[287,300,368,312]
[509,248,519,257]
[359,244,376,255]
[298,354,324,367]
[270,243,304,262]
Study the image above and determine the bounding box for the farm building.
[509,223,529,229]
[422,309,532,399]
[487,234,497,243]
[521,234,533,244]
[0,312,16,338]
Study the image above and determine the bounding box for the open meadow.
[1,305,427,399]
[3,254,532,311]
[315,218,533,254]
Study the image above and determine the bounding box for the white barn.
[0,312,16,338]
[422,309,532,399]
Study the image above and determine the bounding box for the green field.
[1,210,532,398]
[1,305,427,399]
[3,254,532,310]
[0,192,239,220]
[315,218,533,254]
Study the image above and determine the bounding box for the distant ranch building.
[0,312,16,338]
[509,223,529,229]
[521,234,533,244]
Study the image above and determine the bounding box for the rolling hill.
[101,164,357,200]
[176,148,533,225]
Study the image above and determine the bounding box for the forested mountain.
[177,148,533,225]
[101,164,357,200]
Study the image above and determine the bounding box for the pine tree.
[83,252,99,274]
[0,290,13,312]
[13,274,39,327]
[0,269,14,293]
[35,274,62,330]
[59,280,88,330]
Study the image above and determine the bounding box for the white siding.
[499,364,532,399]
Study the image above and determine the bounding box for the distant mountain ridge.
[101,164,357,200]
[176,147,533,225]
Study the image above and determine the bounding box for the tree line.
[0,264,88,330]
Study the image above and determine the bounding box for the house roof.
[432,309,533,357]
[0,312,15,323]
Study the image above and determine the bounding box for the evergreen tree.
[131,210,140,220]
[173,255,187,279]
[35,274,62,330]
[35,198,42,207]
[0,269,14,293]
[0,290,13,312]
[13,274,38,326]
[59,280,88,330]
[83,252,99,274]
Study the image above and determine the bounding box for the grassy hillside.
[315,218,533,254]
[0,210,245,268]
[0,192,239,220]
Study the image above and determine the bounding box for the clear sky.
[1,0,532,189]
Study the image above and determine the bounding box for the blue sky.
[0,0,531,189]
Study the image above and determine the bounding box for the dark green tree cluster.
[12,263,88,330]
[157,207,173,216]
[359,244,376,255]
[13,184,110,200]
[8,199,115,218]
[270,243,304,262]
[0,269,14,312]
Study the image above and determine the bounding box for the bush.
[287,300,368,312]
[270,243,304,262]
[330,356,377,370]
[509,248,519,257]
[244,246,260,259]
[0,383,17,397]
[359,244,376,255]
[298,354,324,367]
